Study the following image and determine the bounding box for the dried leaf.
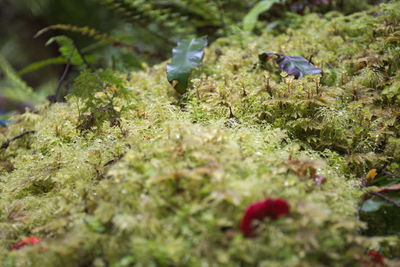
[377,184,400,194]
[365,169,378,183]
[287,159,321,177]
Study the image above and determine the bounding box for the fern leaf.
[96,0,194,38]
[46,36,87,70]
[17,57,67,76]
[36,24,144,54]
[0,53,35,103]
[243,0,282,32]
[35,24,120,44]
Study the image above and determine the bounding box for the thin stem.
[55,63,71,101]
[1,130,35,149]
[360,173,400,209]
[369,192,400,209]
[54,44,75,102]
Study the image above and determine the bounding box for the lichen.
[1,1,400,266]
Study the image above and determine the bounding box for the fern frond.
[35,24,120,44]
[36,24,145,54]
[96,0,210,39]
[157,0,221,26]
[17,57,67,76]
[0,53,36,103]
[95,0,260,39]
[70,69,132,130]
[46,36,87,71]
[98,0,185,29]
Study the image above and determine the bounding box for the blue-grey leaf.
[0,119,7,127]
[259,52,322,79]
[167,36,208,94]
[360,199,384,213]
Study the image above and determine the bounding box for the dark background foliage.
[0,0,386,113]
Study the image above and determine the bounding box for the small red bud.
[240,198,290,238]
[11,237,40,250]
[368,251,384,265]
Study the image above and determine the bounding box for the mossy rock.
[1,1,400,266]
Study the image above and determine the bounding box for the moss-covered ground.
[1,1,400,266]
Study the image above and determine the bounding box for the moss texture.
[1,1,400,266]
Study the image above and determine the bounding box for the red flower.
[368,251,384,265]
[240,198,290,238]
[11,237,40,250]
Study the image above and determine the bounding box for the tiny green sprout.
[69,69,132,131]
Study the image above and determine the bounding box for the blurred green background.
[0,0,385,117]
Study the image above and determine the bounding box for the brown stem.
[360,172,400,209]
[228,106,234,118]
[369,192,400,209]
[54,63,71,102]
[104,153,125,167]
[1,130,35,149]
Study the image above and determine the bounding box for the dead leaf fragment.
[365,169,377,184]
[377,184,400,194]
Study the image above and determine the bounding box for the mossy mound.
[1,1,400,266]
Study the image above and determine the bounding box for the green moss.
[1,1,400,266]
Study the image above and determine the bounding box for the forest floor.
[1,1,400,266]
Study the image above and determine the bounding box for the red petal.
[239,200,272,237]
[368,251,384,265]
[269,199,290,219]
[240,198,290,238]
[11,237,40,250]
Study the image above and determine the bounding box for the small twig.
[53,45,76,103]
[360,172,400,209]
[55,62,71,101]
[369,192,400,209]
[226,106,241,125]
[104,153,125,167]
[308,54,314,64]
[383,171,396,177]
[1,130,35,149]
[228,106,234,118]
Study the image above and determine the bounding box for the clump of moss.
[1,1,400,266]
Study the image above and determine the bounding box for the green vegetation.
[167,36,208,94]
[0,0,400,266]
[70,69,132,131]
[0,0,384,111]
